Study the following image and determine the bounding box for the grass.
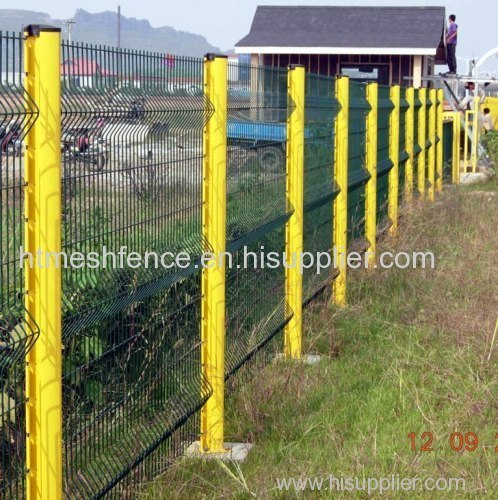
[459,175,497,193]
[140,179,498,499]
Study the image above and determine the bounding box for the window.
[340,63,390,84]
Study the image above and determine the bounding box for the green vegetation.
[142,180,498,498]
[482,130,498,167]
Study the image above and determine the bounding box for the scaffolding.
[406,75,497,172]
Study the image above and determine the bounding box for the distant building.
[235,6,447,87]
[0,71,22,86]
[60,57,202,92]
[61,58,112,87]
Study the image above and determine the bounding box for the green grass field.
[141,176,497,499]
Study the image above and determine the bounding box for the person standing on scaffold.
[443,14,458,77]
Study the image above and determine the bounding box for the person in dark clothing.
[77,135,89,153]
[445,14,458,76]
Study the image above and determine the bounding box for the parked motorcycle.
[62,130,109,172]
[0,123,22,156]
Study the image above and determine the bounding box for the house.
[61,58,112,88]
[235,6,447,87]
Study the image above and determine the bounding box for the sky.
[7,0,498,70]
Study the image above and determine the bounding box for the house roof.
[61,58,113,77]
[235,6,446,56]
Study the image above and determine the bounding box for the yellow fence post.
[464,109,470,172]
[436,89,444,192]
[453,112,461,184]
[444,111,461,185]
[201,54,228,454]
[471,97,480,173]
[365,82,378,266]
[388,85,400,237]
[404,87,415,201]
[24,25,62,500]
[463,105,480,173]
[417,87,427,198]
[427,88,437,201]
[333,76,349,307]
[285,64,305,359]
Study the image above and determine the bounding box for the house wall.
[413,55,423,88]
[63,75,94,88]
[261,53,423,87]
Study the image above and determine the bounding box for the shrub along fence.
[0,26,458,499]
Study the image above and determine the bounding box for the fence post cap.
[24,25,61,36]
[288,64,304,70]
[204,53,228,61]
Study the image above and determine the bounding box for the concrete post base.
[185,441,253,462]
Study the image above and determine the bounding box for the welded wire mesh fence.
[443,119,454,180]
[302,73,338,302]
[347,81,370,243]
[225,63,291,379]
[60,42,212,498]
[377,86,394,228]
[0,30,455,499]
[0,32,38,500]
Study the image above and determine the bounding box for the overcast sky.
[10,0,498,68]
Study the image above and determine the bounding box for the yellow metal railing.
[444,111,462,184]
[464,99,480,173]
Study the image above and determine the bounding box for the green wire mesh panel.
[303,73,338,302]
[60,42,212,497]
[443,119,454,182]
[347,81,370,243]
[225,64,291,379]
[225,232,289,379]
[0,32,39,500]
[398,87,409,204]
[376,85,394,229]
[413,90,422,195]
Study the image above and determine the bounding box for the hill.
[0,8,220,56]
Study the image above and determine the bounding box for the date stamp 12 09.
[408,432,498,452]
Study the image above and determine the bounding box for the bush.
[481,129,498,165]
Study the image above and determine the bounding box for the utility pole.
[117,5,121,49]
[66,19,76,43]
